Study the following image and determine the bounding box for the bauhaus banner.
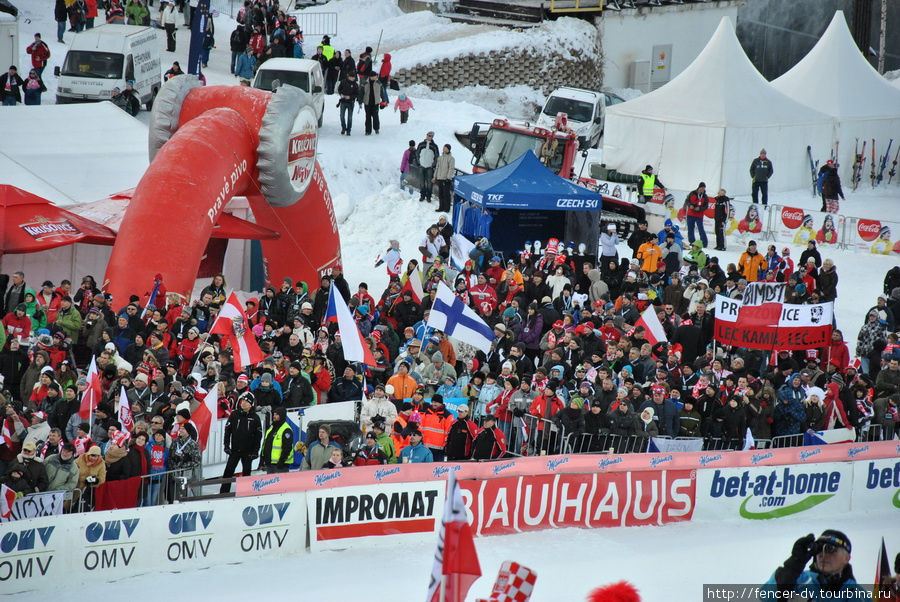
[713,285,833,350]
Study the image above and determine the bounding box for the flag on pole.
[77,356,101,421]
[482,560,538,602]
[400,267,425,304]
[193,387,218,452]
[211,292,265,370]
[0,484,16,519]
[875,537,893,598]
[118,386,134,433]
[0,419,12,448]
[742,427,756,451]
[427,470,481,602]
[427,281,494,353]
[140,276,162,319]
[633,305,668,345]
[325,286,376,365]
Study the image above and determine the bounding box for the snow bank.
[404,83,545,121]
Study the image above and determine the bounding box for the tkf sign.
[695,463,852,520]
[306,482,445,551]
[713,294,833,350]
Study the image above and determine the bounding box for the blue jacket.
[399,442,433,463]
[772,398,806,436]
[657,220,684,247]
[764,569,865,600]
[639,398,680,437]
[235,52,256,80]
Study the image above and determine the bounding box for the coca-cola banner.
[843,217,900,255]
[773,206,844,247]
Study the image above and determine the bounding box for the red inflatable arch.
[104,75,341,303]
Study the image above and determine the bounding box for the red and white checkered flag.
[477,561,537,602]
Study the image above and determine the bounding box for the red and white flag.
[211,292,265,370]
[117,386,134,433]
[427,470,481,602]
[77,356,102,421]
[480,561,537,602]
[1,484,16,519]
[633,305,668,345]
[192,387,218,452]
[401,268,425,304]
[0,419,12,448]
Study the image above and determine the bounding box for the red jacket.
[529,393,564,430]
[487,388,515,422]
[36,292,61,324]
[175,337,200,375]
[2,312,32,345]
[823,339,849,372]
[27,41,51,69]
[686,191,709,218]
[378,53,392,79]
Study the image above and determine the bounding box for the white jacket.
[160,5,177,25]
[360,397,398,429]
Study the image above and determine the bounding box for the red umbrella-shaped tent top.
[0,185,117,255]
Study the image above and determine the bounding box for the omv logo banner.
[695,463,852,521]
[852,459,900,512]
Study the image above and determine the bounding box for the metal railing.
[291,11,338,37]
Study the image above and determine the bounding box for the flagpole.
[439,575,446,602]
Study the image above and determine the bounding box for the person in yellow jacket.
[261,407,294,473]
[637,239,662,274]
[738,240,768,283]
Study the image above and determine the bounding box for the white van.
[536,87,624,149]
[56,24,161,109]
[252,58,325,127]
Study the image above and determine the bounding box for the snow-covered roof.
[0,103,148,207]
[606,17,831,127]
[772,11,900,119]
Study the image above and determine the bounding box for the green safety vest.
[267,422,291,464]
[641,173,657,197]
[322,44,335,61]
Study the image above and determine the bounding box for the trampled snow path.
[12,512,891,601]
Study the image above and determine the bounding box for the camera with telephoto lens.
[812,541,840,556]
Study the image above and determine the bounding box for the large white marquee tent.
[772,12,900,172]
[603,17,835,196]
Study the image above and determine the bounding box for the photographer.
[766,530,865,597]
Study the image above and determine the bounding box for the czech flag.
[325,286,376,366]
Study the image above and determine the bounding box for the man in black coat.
[329,366,363,402]
[283,362,314,408]
[220,392,262,493]
[337,71,358,135]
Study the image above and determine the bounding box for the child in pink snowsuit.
[393,93,414,124]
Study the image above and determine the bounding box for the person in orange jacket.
[420,395,453,461]
[636,239,662,274]
[387,360,418,400]
[738,240,767,283]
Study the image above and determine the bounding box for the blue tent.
[452,151,602,257]
[452,150,602,211]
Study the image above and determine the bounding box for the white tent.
[603,17,833,196]
[772,12,900,171]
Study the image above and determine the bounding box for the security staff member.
[639,164,665,204]
[260,407,293,473]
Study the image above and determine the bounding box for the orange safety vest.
[420,409,452,450]
[391,414,410,454]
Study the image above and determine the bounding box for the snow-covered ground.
[12,512,892,601]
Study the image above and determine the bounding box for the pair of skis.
[876,138,894,186]
[851,138,866,190]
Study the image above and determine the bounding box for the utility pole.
[877,0,887,74]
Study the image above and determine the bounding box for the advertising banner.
[458,469,696,536]
[714,291,833,350]
[773,206,844,247]
[306,481,445,551]
[851,456,900,514]
[0,494,308,594]
[844,216,900,255]
[694,462,853,521]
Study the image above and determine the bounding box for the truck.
[252,58,325,127]
[56,24,161,109]
[455,114,645,228]
[535,87,625,150]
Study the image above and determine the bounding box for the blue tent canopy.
[452,150,602,211]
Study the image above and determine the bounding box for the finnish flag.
[427,282,495,352]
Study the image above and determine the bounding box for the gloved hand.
[788,533,816,568]
[512,407,525,418]
[223,446,231,455]
[85,475,99,486]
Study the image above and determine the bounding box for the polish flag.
[427,470,481,602]
[325,286,376,366]
[0,484,15,519]
[77,357,102,421]
[400,268,424,303]
[193,387,218,452]
[211,292,265,370]
[117,386,134,433]
[634,305,668,345]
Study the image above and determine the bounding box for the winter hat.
[188,326,200,336]
[237,373,250,384]
[493,323,507,333]
[134,373,149,384]
[502,307,517,319]
[177,409,191,421]
[816,530,851,554]
[87,445,102,457]
[78,421,91,433]
[641,407,655,423]
[40,365,54,375]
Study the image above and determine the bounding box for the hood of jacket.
[588,268,603,283]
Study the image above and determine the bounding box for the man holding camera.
[766,530,866,598]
